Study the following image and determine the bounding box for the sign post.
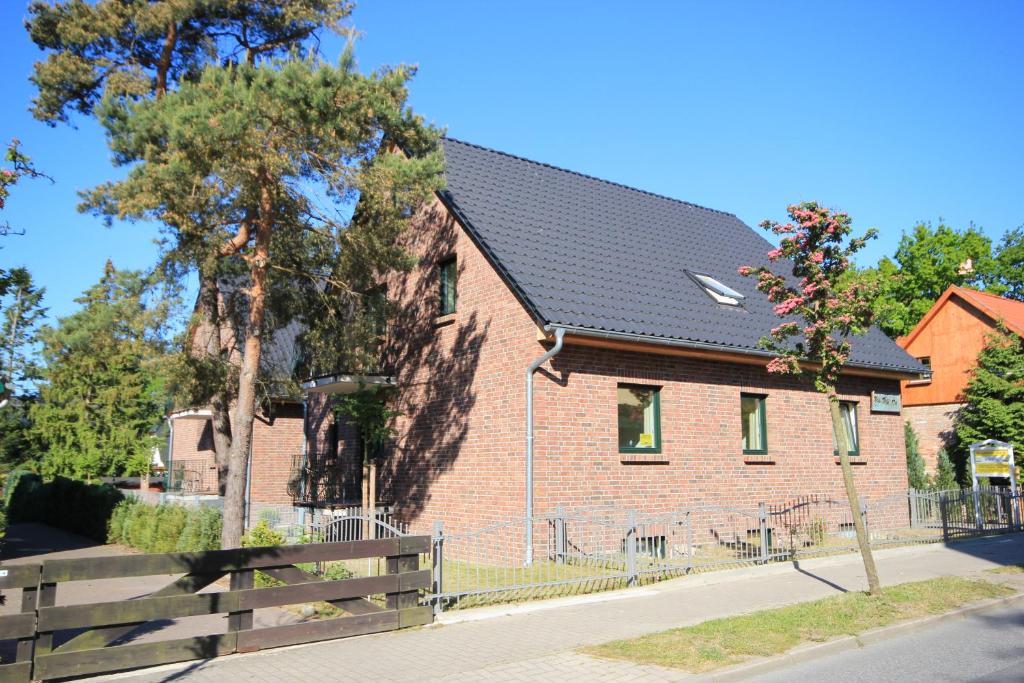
[969,440,1018,530]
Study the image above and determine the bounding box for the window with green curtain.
[438,257,457,315]
[833,400,860,456]
[741,394,767,454]
[618,384,661,452]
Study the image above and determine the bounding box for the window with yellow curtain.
[741,394,767,454]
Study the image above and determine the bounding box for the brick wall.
[248,401,304,506]
[171,401,306,506]
[168,416,218,492]
[904,402,963,473]
[376,197,911,540]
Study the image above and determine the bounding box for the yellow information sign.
[637,433,654,448]
[975,462,1012,476]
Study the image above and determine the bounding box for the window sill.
[835,457,867,465]
[743,455,775,465]
[620,452,668,464]
[433,313,456,328]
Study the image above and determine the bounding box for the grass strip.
[581,576,1014,673]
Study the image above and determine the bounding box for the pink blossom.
[773,297,804,315]
[766,248,783,261]
[1,170,13,177]
[810,251,824,263]
[738,265,753,276]
[802,281,819,296]
[766,357,797,374]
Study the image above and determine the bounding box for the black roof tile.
[439,137,925,374]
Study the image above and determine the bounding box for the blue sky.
[1,1,1022,324]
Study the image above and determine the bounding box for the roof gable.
[899,285,1024,348]
[440,137,924,375]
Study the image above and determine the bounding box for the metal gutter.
[524,327,565,566]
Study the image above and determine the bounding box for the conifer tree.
[28,1,443,546]
[905,422,928,490]
[30,263,168,481]
[954,327,1024,485]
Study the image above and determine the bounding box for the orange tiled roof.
[898,285,1024,348]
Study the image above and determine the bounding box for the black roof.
[439,137,925,375]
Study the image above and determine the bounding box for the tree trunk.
[221,187,273,549]
[830,398,881,596]
[368,459,377,540]
[361,450,370,541]
[195,267,233,495]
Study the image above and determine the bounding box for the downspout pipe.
[525,327,565,566]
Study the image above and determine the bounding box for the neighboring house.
[171,137,927,542]
[897,285,1024,472]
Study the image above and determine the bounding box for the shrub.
[107,499,221,553]
[932,449,959,491]
[242,520,287,587]
[7,474,123,542]
[905,422,929,490]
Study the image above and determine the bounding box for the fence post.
[432,520,444,616]
[909,489,918,529]
[387,543,421,626]
[758,502,769,564]
[554,506,566,565]
[685,511,693,574]
[940,490,950,541]
[625,510,637,587]
[972,486,984,531]
[15,564,41,677]
[228,568,254,646]
[33,582,56,658]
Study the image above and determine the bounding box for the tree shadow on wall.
[377,207,488,525]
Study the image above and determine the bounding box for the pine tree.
[28,1,442,547]
[905,422,928,490]
[933,448,959,491]
[30,263,168,481]
[954,326,1024,485]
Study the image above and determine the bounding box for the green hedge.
[6,472,124,542]
[107,498,221,553]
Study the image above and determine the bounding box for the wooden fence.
[0,536,431,682]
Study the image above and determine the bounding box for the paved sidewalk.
[99,534,1024,683]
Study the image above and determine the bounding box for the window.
[688,271,746,306]
[438,257,457,315]
[618,384,661,452]
[910,356,933,384]
[741,394,767,454]
[833,401,860,456]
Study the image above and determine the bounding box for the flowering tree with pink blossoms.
[740,200,882,596]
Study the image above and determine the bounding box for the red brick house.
[898,285,1024,471]
[172,138,926,539]
[302,138,926,538]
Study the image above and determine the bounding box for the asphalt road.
[748,600,1024,683]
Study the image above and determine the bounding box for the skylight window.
[690,272,746,306]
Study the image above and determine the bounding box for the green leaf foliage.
[954,327,1024,485]
[988,227,1024,302]
[30,263,169,480]
[847,223,997,339]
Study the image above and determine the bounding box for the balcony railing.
[290,456,361,507]
[167,458,219,494]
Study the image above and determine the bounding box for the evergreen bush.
[6,473,123,542]
[933,449,959,491]
[905,422,929,490]
[107,499,221,553]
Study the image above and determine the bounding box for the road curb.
[704,590,1024,681]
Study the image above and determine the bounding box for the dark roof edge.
[443,137,737,219]
[435,188,551,330]
[547,323,925,378]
